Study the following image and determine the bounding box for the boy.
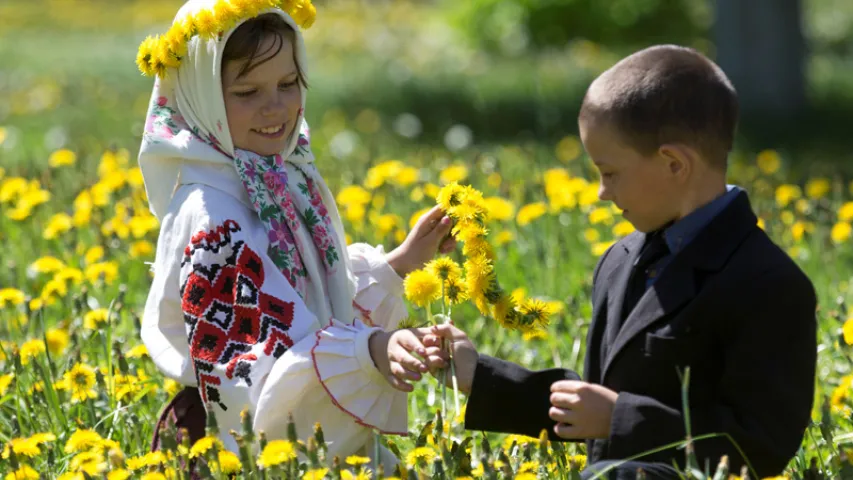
[419,45,817,479]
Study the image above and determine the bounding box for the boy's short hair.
[579,44,738,168]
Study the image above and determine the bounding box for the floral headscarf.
[138,0,357,325]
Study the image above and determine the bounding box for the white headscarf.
[138,0,357,325]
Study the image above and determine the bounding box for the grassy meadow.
[0,0,852,478]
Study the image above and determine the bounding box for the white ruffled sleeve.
[347,243,407,330]
[254,318,408,467]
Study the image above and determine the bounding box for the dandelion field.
[1,0,853,478]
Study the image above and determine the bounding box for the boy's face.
[580,120,679,233]
[222,34,302,156]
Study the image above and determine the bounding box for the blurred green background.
[1,0,852,176]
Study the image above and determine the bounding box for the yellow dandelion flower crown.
[136,0,316,78]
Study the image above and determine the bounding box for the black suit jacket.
[463,191,817,477]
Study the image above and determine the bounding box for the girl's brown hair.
[222,13,307,86]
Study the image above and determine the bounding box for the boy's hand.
[421,324,479,395]
[386,205,457,277]
[549,380,619,439]
[368,329,432,392]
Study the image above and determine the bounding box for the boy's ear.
[658,143,697,182]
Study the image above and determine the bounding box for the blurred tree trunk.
[713,0,806,119]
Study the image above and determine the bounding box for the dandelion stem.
[439,282,460,418]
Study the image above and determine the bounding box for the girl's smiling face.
[222,16,303,156]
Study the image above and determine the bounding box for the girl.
[137,0,454,471]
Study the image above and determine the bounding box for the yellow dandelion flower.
[345,455,371,466]
[462,236,493,260]
[189,436,222,458]
[444,276,468,305]
[140,473,167,480]
[436,182,466,210]
[791,221,807,242]
[583,228,600,243]
[129,215,159,238]
[48,149,76,168]
[257,440,297,468]
[403,269,442,307]
[805,178,831,199]
[29,256,66,274]
[394,166,419,187]
[453,220,487,243]
[843,318,853,345]
[70,450,107,476]
[0,288,26,308]
[292,1,317,29]
[126,344,148,358]
[495,230,514,246]
[522,329,548,341]
[5,465,39,480]
[193,8,219,39]
[517,202,547,226]
[775,184,801,208]
[426,257,462,281]
[62,364,98,403]
[464,255,492,289]
[591,240,615,257]
[84,261,118,285]
[337,185,371,208]
[302,469,329,480]
[136,36,157,76]
[516,472,538,480]
[130,241,155,258]
[556,135,581,163]
[519,298,555,330]
[405,446,437,467]
[756,149,781,174]
[55,267,84,285]
[19,339,45,366]
[612,220,635,237]
[439,164,469,184]
[65,429,104,453]
[492,294,518,329]
[216,450,242,474]
[46,328,69,355]
[2,438,41,459]
[578,183,600,207]
[107,470,131,480]
[839,202,853,222]
[831,222,852,244]
[568,454,587,470]
[164,26,188,60]
[588,207,613,225]
[84,309,111,330]
[0,374,13,396]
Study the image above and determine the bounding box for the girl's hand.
[368,328,432,392]
[386,205,457,277]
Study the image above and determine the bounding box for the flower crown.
[136,0,316,78]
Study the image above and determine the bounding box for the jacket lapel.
[600,234,644,374]
[600,190,758,382]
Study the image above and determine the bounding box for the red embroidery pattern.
[181,220,296,410]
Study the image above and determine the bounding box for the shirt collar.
[664,184,742,253]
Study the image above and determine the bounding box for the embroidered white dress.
[136,1,410,470]
[142,178,409,465]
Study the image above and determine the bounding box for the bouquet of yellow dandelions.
[436,182,556,333]
[403,181,557,418]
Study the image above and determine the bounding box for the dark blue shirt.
[646,184,742,287]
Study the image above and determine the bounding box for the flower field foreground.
[0,133,850,479]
